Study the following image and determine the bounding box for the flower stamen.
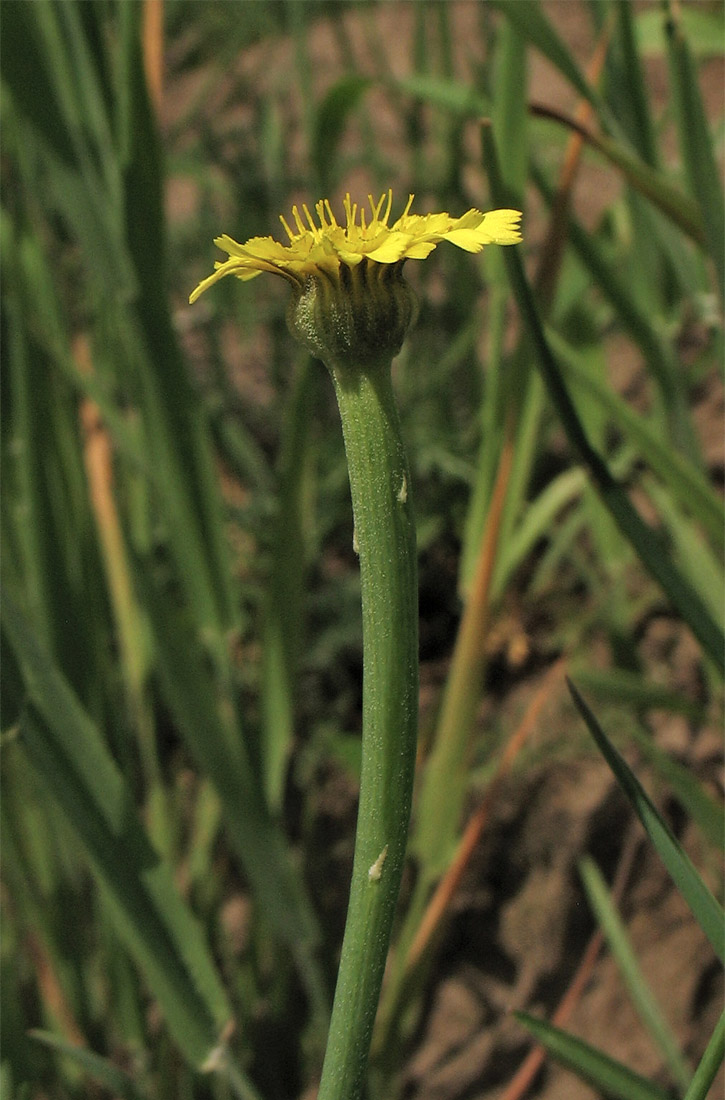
[279,214,295,242]
[292,206,306,236]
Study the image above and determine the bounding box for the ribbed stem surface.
[317,357,418,1099]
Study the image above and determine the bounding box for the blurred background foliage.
[1,1,722,1098]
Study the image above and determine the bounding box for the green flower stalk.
[190,191,522,1098]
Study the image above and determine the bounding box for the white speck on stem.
[368,845,388,883]
[397,475,407,504]
[352,526,359,555]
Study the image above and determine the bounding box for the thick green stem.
[317,356,419,1099]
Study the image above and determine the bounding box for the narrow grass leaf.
[551,331,724,556]
[646,477,725,621]
[573,667,702,721]
[568,679,725,962]
[484,123,724,669]
[494,465,586,595]
[532,162,702,459]
[515,1012,674,1100]
[117,5,240,638]
[0,0,83,169]
[579,857,692,1090]
[628,725,724,853]
[146,582,329,1032]
[612,0,659,167]
[261,357,319,812]
[637,6,725,58]
[392,73,488,118]
[463,22,532,593]
[28,1032,147,1100]
[491,20,528,195]
[531,105,705,247]
[683,1009,725,1100]
[2,590,234,1069]
[313,75,371,192]
[488,0,606,118]
[665,2,725,299]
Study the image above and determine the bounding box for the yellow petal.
[401,239,437,260]
[365,232,410,263]
[442,228,488,252]
[476,209,523,244]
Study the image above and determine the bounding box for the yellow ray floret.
[189,192,522,303]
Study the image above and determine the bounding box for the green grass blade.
[646,477,725,621]
[579,857,692,1090]
[483,125,724,669]
[312,75,371,193]
[491,19,528,194]
[146,582,329,1033]
[0,0,82,168]
[532,104,706,247]
[391,73,488,117]
[494,466,585,593]
[683,1009,725,1100]
[573,667,702,721]
[116,5,239,639]
[637,6,725,58]
[531,162,702,459]
[551,330,724,556]
[665,1,725,299]
[28,1032,148,1100]
[2,589,234,1070]
[488,0,605,117]
[611,0,659,167]
[515,1011,674,1100]
[628,725,724,853]
[568,679,725,963]
[261,357,319,812]
[462,20,532,592]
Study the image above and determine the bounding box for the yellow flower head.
[189,191,522,303]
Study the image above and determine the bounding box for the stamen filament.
[279,214,295,242]
[302,203,318,235]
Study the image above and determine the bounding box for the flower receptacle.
[286,259,418,372]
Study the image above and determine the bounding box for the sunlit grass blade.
[514,1011,675,1100]
[483,124,724,669]
[568,679,725,963]
[683,1009,725,1100]
[579,857,692,1090]
[2,590,234,1071]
